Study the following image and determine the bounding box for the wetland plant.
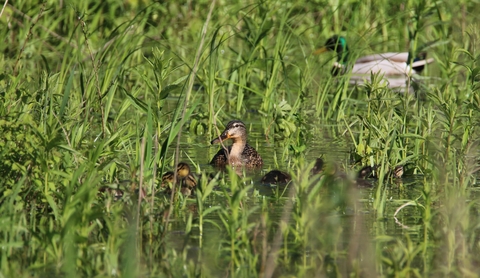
[0,0,479,277]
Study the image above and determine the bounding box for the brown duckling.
[354,165,375,188]
[357,164,404,179]
[318,162,374,188]
[161,162,197,196]
[183,173,198,190]
[210,120,263,168]
[311,158,325,175]
[357,165,378,179]
[176,162,197,188]
[99,186,124,201]
[392,165,404,179]
[161,171,175,187]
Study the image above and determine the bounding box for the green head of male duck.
[314,35,350,75]
[314,35,349,63]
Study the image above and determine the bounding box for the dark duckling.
[261,158,325,185]
[311,158,325,175]
[260,170,292,185]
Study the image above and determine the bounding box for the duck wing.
[351,60,410,75]
[354,52,434,71]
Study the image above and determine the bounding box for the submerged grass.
[1,0,480,276]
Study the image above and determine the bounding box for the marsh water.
[158,97,432,273]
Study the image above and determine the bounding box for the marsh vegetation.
[1,0,479,276]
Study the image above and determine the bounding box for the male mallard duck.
[161,162,197,196]
[314,35,434,77]
[210,120,263,168]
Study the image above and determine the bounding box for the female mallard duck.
[210,120,263,168]
[161,162,197,196]
[314,35,434,77]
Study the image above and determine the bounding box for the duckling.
[179,186,193,197]
[357,165,378,179]
[358,164,404,179]
[184,173,197,188]
[354,164,404,187]
[315,35,434,76]
[311,158,325,175]
[176,162,197,189]
[161,162,197,196]
[210,120,263,168]
[261,170,291,185]
[391,165,404,179]
[261,158,325,185]
[354,165,376,188]
[161,171,175,187]
[99,186,124,201]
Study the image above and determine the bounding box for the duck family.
[154,119,405,198]
[157,33,426,196]
[157,35,420,195]
[107,34,418,201]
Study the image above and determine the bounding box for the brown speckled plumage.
[210,120,263,168]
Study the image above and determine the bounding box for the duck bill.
[313,46,328,55]
[211,132,230,144]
